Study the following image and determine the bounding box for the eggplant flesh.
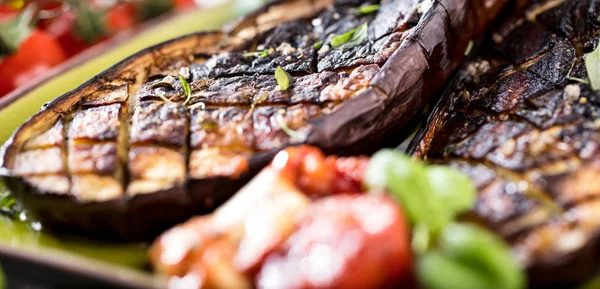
[1,0,508,240]
[411,0,600,286]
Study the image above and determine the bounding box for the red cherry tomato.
[272,146,369,197]
[0,29,66,96]
[106,3,137,32]
[257,194,413,289]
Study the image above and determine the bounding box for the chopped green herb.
[313,41,323,50]
[275,66,293,91]
[346,22,368,48]
[243,49,269,58]
[357,4,380,15]
[276,113,304,140]
[331,29,356,48]
[179,75,192,105]
[331,22,369,49]
[585,44,600,90]
[464,40,474,56]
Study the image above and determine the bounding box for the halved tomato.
[0,29,66,96]
[257,194,413,289]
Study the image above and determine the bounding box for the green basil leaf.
[426,165,476,216]
[275,66,292,90]
[418,250,493,289]
[179,75,192,105]
[365,150,451,234]
[585,44,600,90]
[357,4,380,15]
[439,223,525,289]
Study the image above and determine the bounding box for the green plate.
[0,1,264,288]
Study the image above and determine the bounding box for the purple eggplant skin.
[1,0,509,241]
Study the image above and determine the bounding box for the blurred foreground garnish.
[365,149,525,289]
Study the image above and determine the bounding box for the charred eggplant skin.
[1,0,508,241]
[410,0,600,285]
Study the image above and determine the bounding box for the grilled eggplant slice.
[1,0,508,240]
[411,0,600,285]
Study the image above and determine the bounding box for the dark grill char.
[411,0,600,285]
[191,20,319,78]
[1,0,510,240]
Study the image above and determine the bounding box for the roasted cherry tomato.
[273,145,368,197]
[257,194,413,289]
[0,29,66,96]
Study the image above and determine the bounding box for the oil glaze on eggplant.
[1,0,508,240]
[410,0,600,286]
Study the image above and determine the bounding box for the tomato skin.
[257,194,413,289]
[273,146,368,197]
[106,3,137,32]
[0,29,66,96]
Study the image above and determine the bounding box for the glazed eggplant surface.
[411,0,600,285]
[1,0,508,240]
